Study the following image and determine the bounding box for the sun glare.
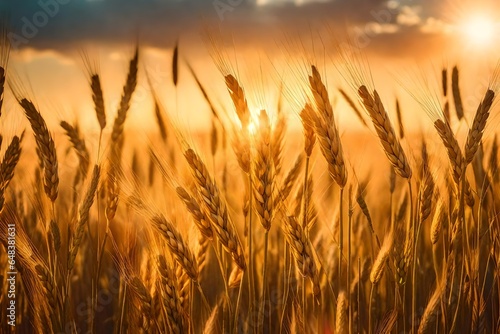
[461,15,497,46]
[247,121,257,135]
[247,117,260,135]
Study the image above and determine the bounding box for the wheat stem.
[369,284,374,334]
[247,174,255,314]
[232,272,244,334]
[339,187,344,293]
[409,179,416,334]
[348,187,353,334]
[258,230,270,332]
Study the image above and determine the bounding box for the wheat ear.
[225,74,250,128]
[232,130,251,174]
[442,67,448,97]
[91,74,106,130]
[151,214,199,282]
[418,283,444,334]
[358,85,412,179]
[419,172,435,223]
[370,233,393,284]
[430,201,445,245]
[464,89,495,165]
[278,154,304,202]
[451,66,464,120]
[283,215,320,300]
[67,165,100,270]
[130,276,153,332]
[336,291,348,334]
[60,121,90,180]
[490,135,498,183]
[176,186,214,240]
[184,148,246,270]
[172,41,179,86]
[299,103,316,157]
[0,136,22,211]
[272,109,286,175]
[309,66,347,187]
[253,110,274,231]
[110,47,139,143]
[157,255,184,334]
[19,99,59,202]
[0,31,9,116]
[434,119,464,184]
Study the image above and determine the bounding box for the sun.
[460,15,497,46]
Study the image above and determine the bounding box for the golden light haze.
[2,0,500,136]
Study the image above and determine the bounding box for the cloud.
[2,0,391,49]
[365,22,399,35]
[0,0,466,60]
[420,17,452,34]
[397,6,422,26]
[256,0,332,6]
[14,47,74,65]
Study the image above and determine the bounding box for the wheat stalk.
[60,121,90,181]
[370,232,393,284]
[157,255,184,334]
[130,276,153,332]
[272,110,286,175]
[442,67,448,97]
[110,47,139,144]
[358,85,412,179]
[283,215,320,300]
[490,135,499,183]
[336,291,348,334]
[196,233,210,273]
[434,119,464,184]
[396,98,405,139]
[309,65,347,188]
[151,214,199,282]
[430,201,445,245]
[48,219,61,253]
[299,103,316,157]
[176,265,190,312]
[418,283,444,334]
[0,136,22,211]
[68,165,100,270]
[35,263,61,331]
[452,66,464,120]
[293,175,318,227]
[82,53,106,130]
[225,74,250,128]
[464,89,495,165]
[91,73,106,130]
[176,186,214,240]
[231,130,251,174]
[338,88,368,128]
[184,148,246,270]
[19,99,59,202]
[0,66,5,116]
[105,164,120,221]
[0,29,9,117]
[278,154,304,202]
[419,172,435,223]
[253,110,274,231]
[172,41,179,86]
[228,265,243,288]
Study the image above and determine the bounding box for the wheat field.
[1,27,500,334]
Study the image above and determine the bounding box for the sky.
[1,0,500,132]
[3,0,496,55]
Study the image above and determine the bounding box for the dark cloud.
[0,0,450,58]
